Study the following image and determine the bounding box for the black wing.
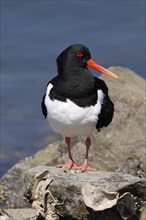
[41,77,58,119]
[41,93,47,118]
[41,77,55,119]
[96,95,114,131]
[95,77,114,131]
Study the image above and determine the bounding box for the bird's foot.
[72,159,97,172]
[56,159,78,170]
[56,159,96,172]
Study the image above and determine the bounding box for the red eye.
[76,52,83,57]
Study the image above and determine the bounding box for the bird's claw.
[57,159,96,172]
[72,159,96,172]
[56,159,78,170]
[72,164,97,172]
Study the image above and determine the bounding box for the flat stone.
[22,166,146,220]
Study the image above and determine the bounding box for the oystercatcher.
[41,44,118,171]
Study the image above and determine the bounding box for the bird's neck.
[56,67,96,98]
[57,65,92,80]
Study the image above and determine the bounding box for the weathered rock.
[0,208,38,220]
[140,205,146,220]
[0,67,146,219]
[21,166,146,220]
[116,157,145,178]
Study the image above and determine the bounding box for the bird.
[41,44,118,172]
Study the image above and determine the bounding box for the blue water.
[1,1,145,177]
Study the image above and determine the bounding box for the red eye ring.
[76,52,83,57]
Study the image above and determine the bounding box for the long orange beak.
[87,58,118,79]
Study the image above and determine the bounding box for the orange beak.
[87,58,118,79]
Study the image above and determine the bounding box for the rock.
[116,192,136,219]
[0,208,38,220]
[0,158,35,208]
[22,166,146,220]
[29,67,146,172]
[116,157,145,178]
[0,67,146,218]
[0,209,12,220]
[140,205,146,220]
[81,184,118,211]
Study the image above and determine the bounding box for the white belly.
[45,84,104,137]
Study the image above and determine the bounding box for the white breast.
[45,83,104,137]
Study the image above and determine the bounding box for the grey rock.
[0,209,13,220]
[116,158,145,178]
[116,192,136,219]
[140,205,146,220]
[0,208,38,220]
[22,166,146,220]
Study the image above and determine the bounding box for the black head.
[56,44,118,79]
[56,44,91,73]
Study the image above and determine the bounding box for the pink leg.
[56,137,78,169]
[73,137,96,172]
